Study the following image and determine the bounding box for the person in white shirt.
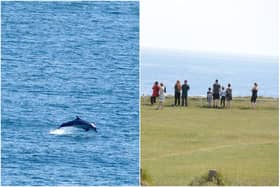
[157,83,165,110]
[220,86,226,108]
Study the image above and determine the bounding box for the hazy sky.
[141,0,278,56]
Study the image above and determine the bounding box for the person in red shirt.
[151,81,160,105]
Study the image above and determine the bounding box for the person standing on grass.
[174,80,182,106]
[226,83,232,108]
[251,82,258,109]
[212,79,221,108]
[151,81,160,105]
[181,80,190,107]
[157,83,165,110]
[207,87,213,107]
[220,86,226,108]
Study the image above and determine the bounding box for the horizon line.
[141,46,279,59]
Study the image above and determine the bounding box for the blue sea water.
[141,49,278,97]
[1,1,139,186]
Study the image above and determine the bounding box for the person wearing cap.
[181,80,190,106]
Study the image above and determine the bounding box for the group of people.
[206,80,259,109]
[150,79,259,109]
[151,81,166,110]
[151,80,190,109]
[206,79,232,108]
[174,80,190,107]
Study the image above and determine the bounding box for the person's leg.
[186,95,188,106]
[251,97,255,109]
[181,96,185,106]
[216,95,219,107]
[157,101,161,109]
[174,93,177,106]
[176,92,180,106]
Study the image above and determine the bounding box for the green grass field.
[141,96,279,186]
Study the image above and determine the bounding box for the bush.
[141,168,153,186]
[189,171,229,186]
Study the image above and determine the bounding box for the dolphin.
[58,116,97,132]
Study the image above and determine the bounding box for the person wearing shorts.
[212,79,221,108]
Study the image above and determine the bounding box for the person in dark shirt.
[151,81,160,105]
[181,80,190,106]
[251,82,258,109]
[174,80,182,106]
[212,79,221,108]
[226,83,232,108]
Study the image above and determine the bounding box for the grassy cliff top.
[141,96,278,185]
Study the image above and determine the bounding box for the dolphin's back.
[59,120,75,128]
[58,117,97,132]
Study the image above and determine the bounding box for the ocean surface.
[1,1,139,185]
[141,49,278,97]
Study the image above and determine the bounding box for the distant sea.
[2,1,139,185]
[141,49,278,97]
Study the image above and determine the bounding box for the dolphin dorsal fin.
[76,116,80,120]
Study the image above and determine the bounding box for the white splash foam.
[49,127,75,135]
